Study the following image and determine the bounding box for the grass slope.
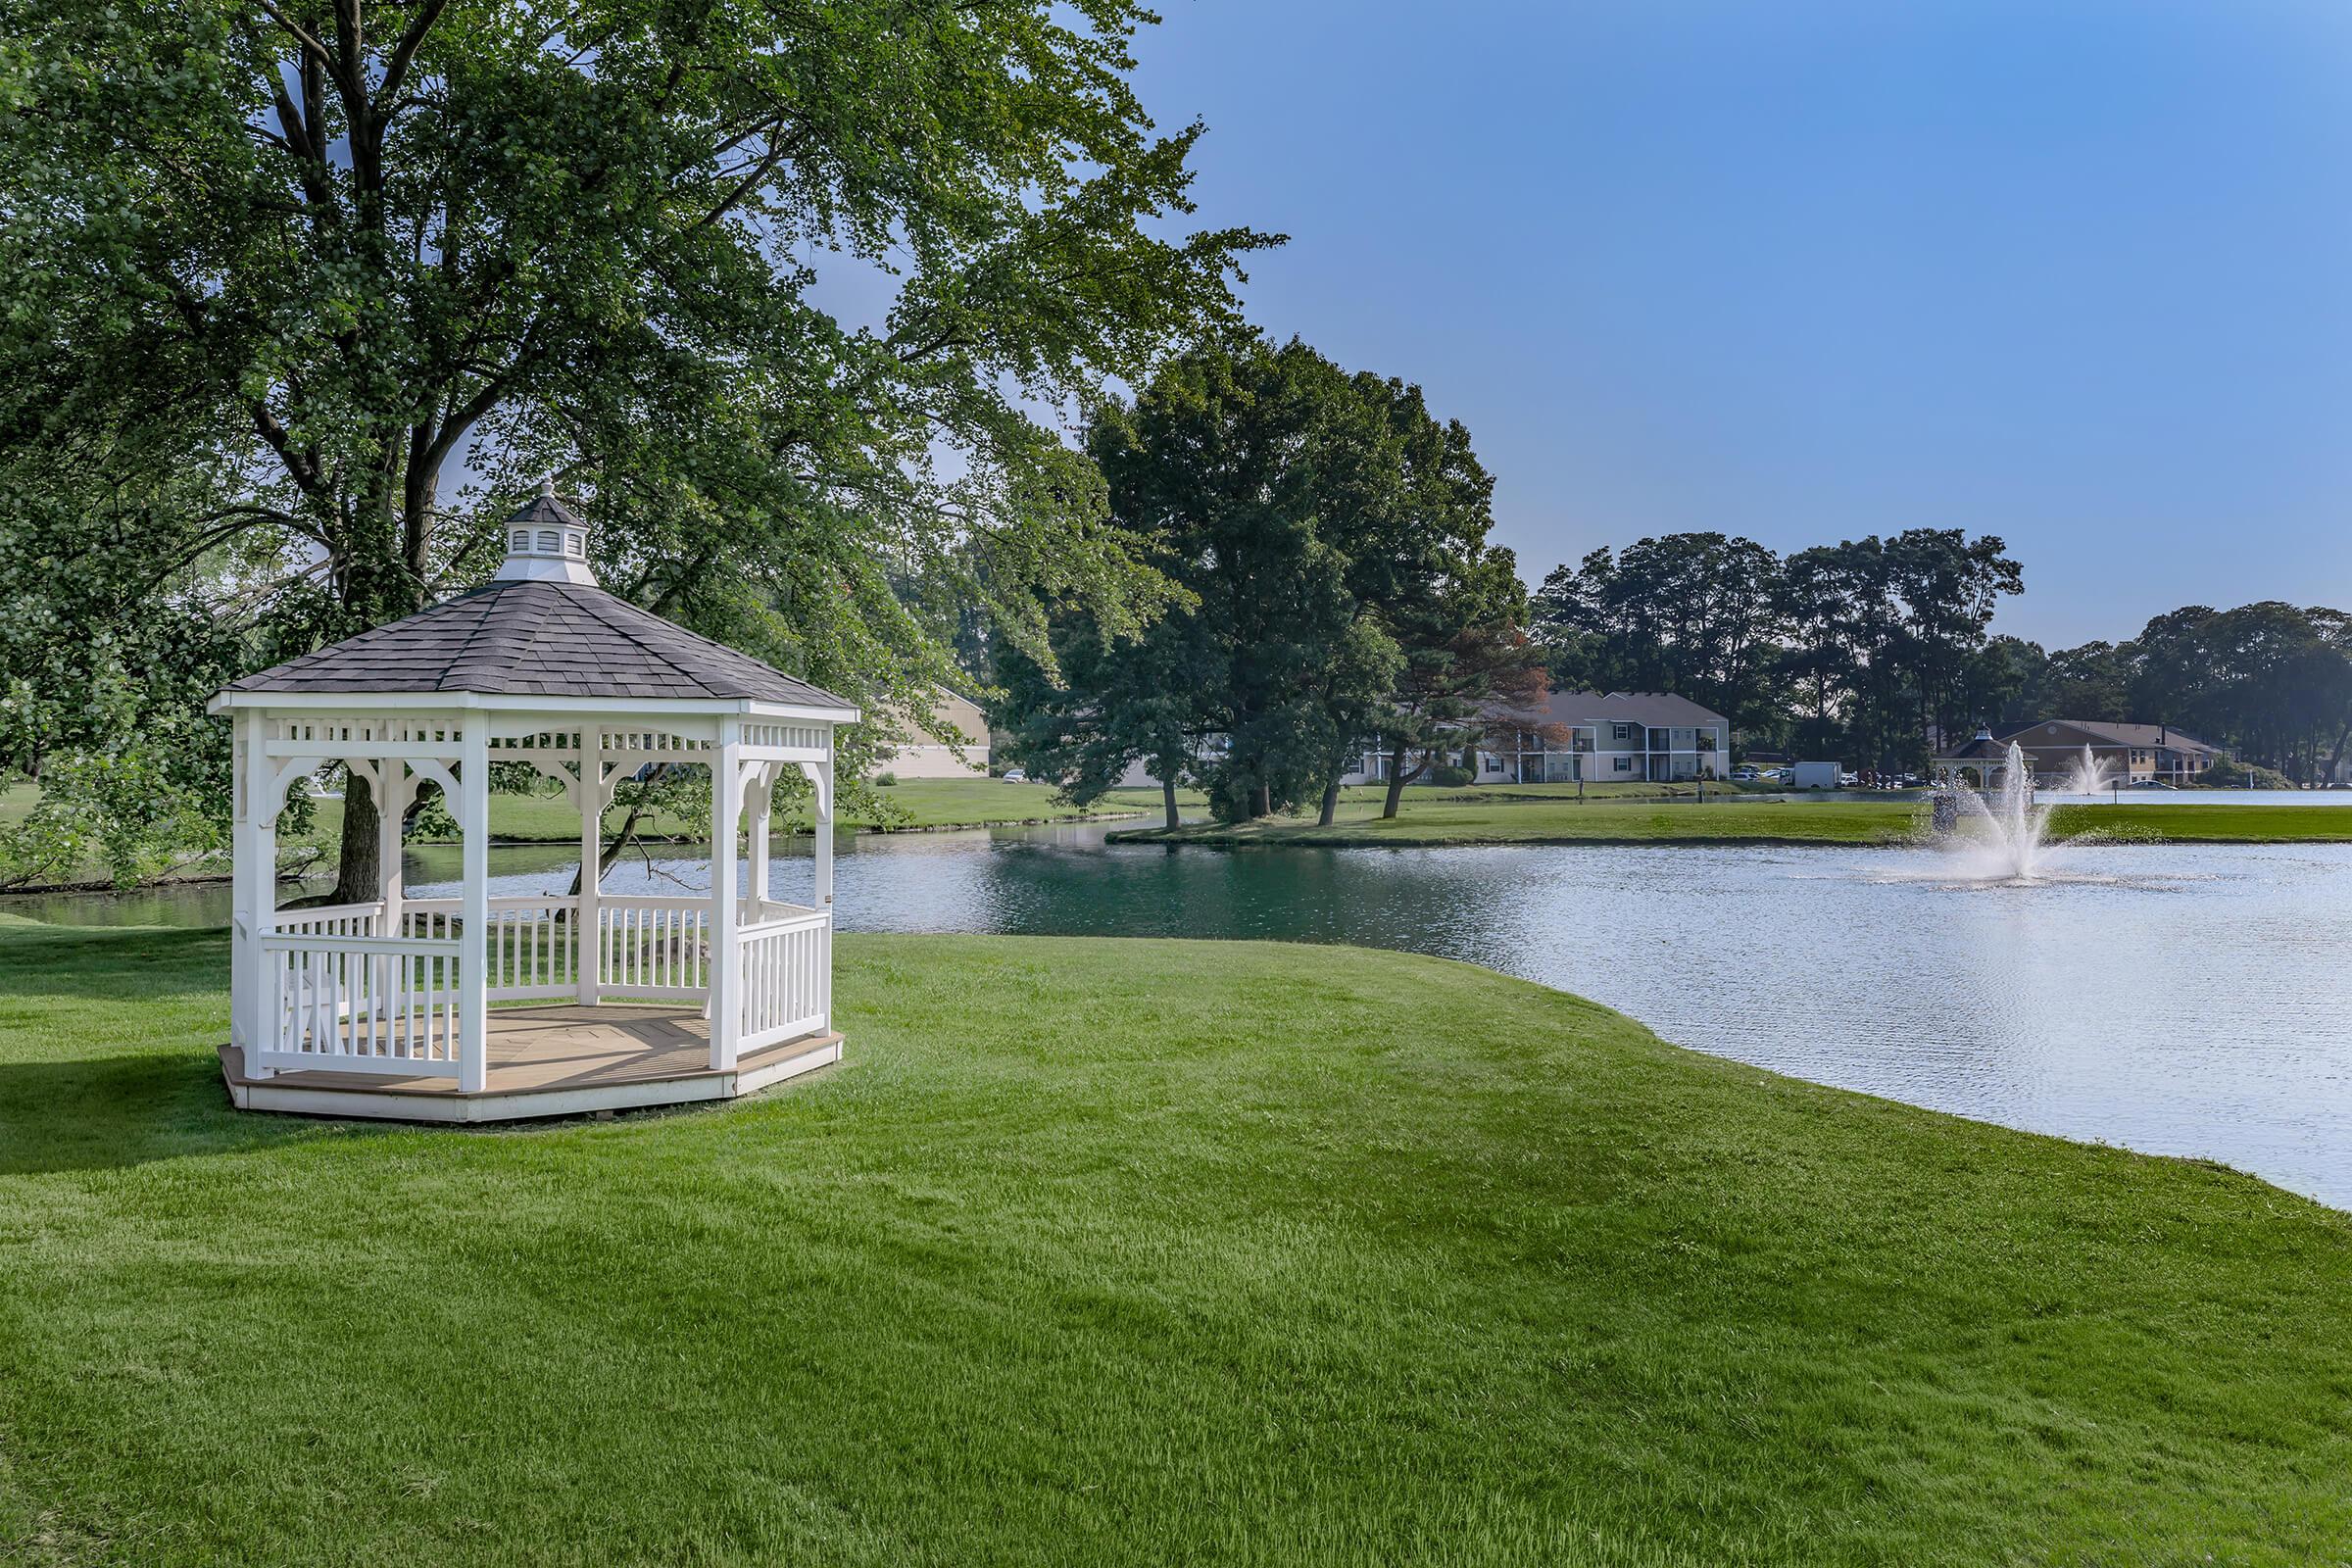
[1111,797,2352,848]
[2,917,2347,1565]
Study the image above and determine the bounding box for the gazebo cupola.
[498,482,597,584]
[207,485,860,1123]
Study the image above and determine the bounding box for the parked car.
[1001,767,1027,783]
[1838,771,1860,787]
[1729,765,1762,782]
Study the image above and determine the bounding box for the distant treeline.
[1533,533,2352,781]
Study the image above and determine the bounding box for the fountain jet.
[2061,743,2117,797]
[1939,740,2067,881]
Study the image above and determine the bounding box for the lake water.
[14,824,2352,1206]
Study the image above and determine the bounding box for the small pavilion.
[209,487,859,1122]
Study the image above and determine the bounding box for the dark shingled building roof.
[226,580,855,710]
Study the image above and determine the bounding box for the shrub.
[1431,764,1475,788]
[2195,758,2292,790]
[874,771,898,787]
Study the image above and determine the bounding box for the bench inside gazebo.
[209,488,859,1123]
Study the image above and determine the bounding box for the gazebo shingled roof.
[229,577,851,708]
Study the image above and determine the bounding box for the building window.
[1613,756,1633,773]
[1612,722,1638,743]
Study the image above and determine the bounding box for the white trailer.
[1792,761,1842,790]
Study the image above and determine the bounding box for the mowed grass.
[2,919,2348,1564]
[1112,795,2352,848]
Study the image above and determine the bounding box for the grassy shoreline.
[0,779,1165,893]
[1109,798,2352,848]
[2,916,2346,1563]
[0,778,1748,893]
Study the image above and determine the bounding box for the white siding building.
[1362,691,1731,785]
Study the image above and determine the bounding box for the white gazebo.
[209,488,859,1122]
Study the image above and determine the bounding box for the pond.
[14,824,2352,1206]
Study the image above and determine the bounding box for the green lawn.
[1112,796,2352,848]
[2,917,2347,1564]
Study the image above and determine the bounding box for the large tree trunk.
[1317,774,1342,827]
[328,770,382,904]
[1251,782,1271,819]
[1161,774,1179,831]
[1380,740,1415,819]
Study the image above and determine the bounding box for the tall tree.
[0,0,1271,892]
[1533,532,1784,728]
[1880,528,2026,758]
[1000,338,1498,824]
[2028,640,2132,723]
[1371,550,1551,820]
[1769,546,1860,759]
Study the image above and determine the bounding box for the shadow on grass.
[0,920,345,1174]
[0,1050,336,1175]
[0,920,228,999]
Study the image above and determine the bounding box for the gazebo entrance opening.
[210,490,858,1122]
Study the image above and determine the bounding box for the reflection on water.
[13,823,2352,1205]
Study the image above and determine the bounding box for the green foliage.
[2197,757,2296,790]
[1540,532,1785,729]
[1540,529,2023,770]
[0,0,1274,888]
[1000,337,1500,823]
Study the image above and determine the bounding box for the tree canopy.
[0,0,1274,887]
[997,336,1523,823]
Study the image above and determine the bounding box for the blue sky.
[1126,0,2352,647]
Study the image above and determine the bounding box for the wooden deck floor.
[220,1004,842,1121]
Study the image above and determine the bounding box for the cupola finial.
[495,484,597,586]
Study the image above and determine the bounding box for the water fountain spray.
[1937,740,2064,880]
[2061,743,2118,797]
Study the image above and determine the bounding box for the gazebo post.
[813,756,833,911]
[710,719,743,1071]
[748,767,770,914]
[230,710,268,1073]
[458,718,491,1093]
[576,727,602,1007]
[378,762,408,939]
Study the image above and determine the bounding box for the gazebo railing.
[249,891,828,1080]
[598,895,713,998]
[738,903,831,1051]
[256,931,464,1075]
[398,896,578,1001]
[272,903,384,940]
